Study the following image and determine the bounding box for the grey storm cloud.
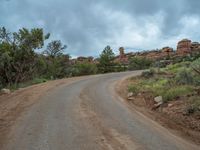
[1,0,200,57]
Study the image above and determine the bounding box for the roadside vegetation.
[0,28,115,90]
[127,57,200,134]
[0,27,155,91]
[128,57,152,70]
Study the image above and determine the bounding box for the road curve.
[3,71,199,150]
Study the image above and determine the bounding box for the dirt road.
[1,71,199,150]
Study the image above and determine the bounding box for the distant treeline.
[0,27,153,89]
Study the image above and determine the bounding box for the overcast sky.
[1,0,200,57]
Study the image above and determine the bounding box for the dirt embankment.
[116,77,200,145]
[0,76,87,148]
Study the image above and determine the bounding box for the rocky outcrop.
[71,38,200,65]
[162,47,173,53]
[176,39,200,56]
[119,47,125,58]
[115,47,174,62]
[1,88,11,94]
[191,42,200,51]
[177,39,192,55]
[114,47,129,64]
[136,47,174,60]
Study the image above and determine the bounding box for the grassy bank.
[127,58,200,134]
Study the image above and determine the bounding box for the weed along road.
[2,71,199,150]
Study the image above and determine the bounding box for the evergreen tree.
[98,45,115,73]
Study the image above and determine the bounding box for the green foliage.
[0,27,49,87]
[31,78,48,84]
[128,55,200,110]
[1,26,199,92]
[164,60,200,86]
[141,78,168,96]
[153,60,171,68]
[145,81,193,102]
[128,84,140,95]
[45,54,70,79]
[43,40,67,58]
[41,40,69,79]
[175,69,194,85]
[141,69,155,78]
[8,77,48,90]
[191,57,200,75]
[192,76,200,86]
[72,62,98,76]
[113,63,127,72]
[185,97,200,115]
[98,45,115,73]
[0,27,71,89]
[128,57,152,70]
[132,74,194,102]
[165,61,191,73]
[162,86,193,102]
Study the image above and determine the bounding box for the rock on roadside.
[154,96,163,103]
[127,92,133,98]
[152,96,163,110]
[127,92,135,100]
[1,88,11,95]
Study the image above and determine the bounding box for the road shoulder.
[0,76,88,148]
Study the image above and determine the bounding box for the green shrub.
[185,97,200,115]
[98,45,115,73]
[140,78,167,89]
[191,57,200,76]
[128,57,152,70]
[175,69,194,85]
[162,86,193,102]
[165,61,191,73]
[141,69,155,78]
[112,63,127,72]
[73,62,98,76]
[31,78,48,84]
[150,79,169,96]
[192,76,200,86]
[153,60,170,68]
[128,84,140,95]
[8,78,48,90]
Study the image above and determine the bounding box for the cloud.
[1,0,200,57]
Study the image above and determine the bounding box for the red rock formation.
[135,47,174,60]
[119,47,125,59]
[113,39,199,63]
[162,47,173,53]
[177,39,192,55]
[114,47,128,64]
